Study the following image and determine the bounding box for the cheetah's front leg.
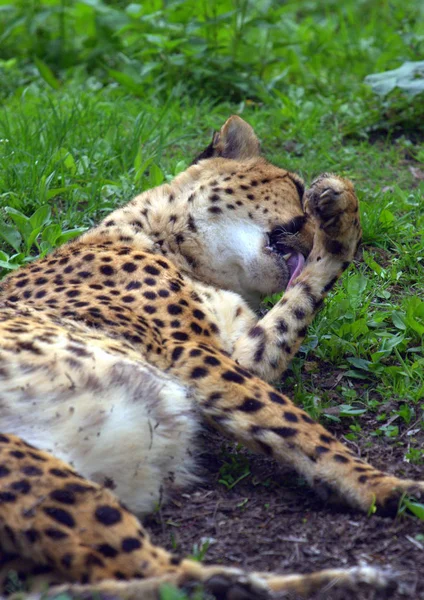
[233,174,361,382]
[168,342,424,514]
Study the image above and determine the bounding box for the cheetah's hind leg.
[0,435,397,600]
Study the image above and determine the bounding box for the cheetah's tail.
[14,562,396,599]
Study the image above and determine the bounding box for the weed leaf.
[0,221,22,253]
[34,57,61,90]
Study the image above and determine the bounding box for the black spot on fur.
[191,367,208,379]
[97,544,118,558]
[333,454,350,464]
[237,398,263,412]
[298,326,308,338]
[49,468,69,478]
[50,489,76,505]
[248,325,265,338]
[21,465,42,477]
[122,537,142,553]
[25,529,40,543]
[11,480,31,494]
[43,507,75,528]
[44,528,68,540]
[64,482,94,494]
[16,341,43,355]
[122,262,137,273]
[254,342,265,362]
[293,308,306,320]
[10,450,25,459]
[277,319,288,333]
[171,347,184,362]
[0,491,16,502]
[168,304,183,315]
[95,505,122,526]
[61,554,73,569]
[325,239,344,255]
[0,465,10,477]
[143,291,156,300]
[284,411,299,423]
[85,553,105,568]
[15,278,29,288]
[204,355,220,366]
[172,331,189,341]
[315,446,330,456]
[278,341,292,353]
[221,371,245,385]
[144,265,160,276]
[270,427,298,438]
[269,391,287,405]
[100,265,114,276]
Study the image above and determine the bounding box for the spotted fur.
[0,116,422,598]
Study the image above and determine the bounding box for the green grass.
[1,0,423,484]
[159,583,205,600]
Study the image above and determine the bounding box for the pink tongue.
[286,252,305,288]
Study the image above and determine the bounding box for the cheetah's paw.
[305,173,360,243]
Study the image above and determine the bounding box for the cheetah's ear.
[191,116,260,164]
[213,116,261,160]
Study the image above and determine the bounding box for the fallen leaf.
[409,166,424,180]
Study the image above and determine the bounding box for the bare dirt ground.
[147,420,424,600]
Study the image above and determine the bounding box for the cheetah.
[0,116,422,599]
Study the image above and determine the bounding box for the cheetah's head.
[178,116,315,306]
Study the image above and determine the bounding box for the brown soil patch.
[147,424,424,600]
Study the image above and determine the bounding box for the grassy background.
[0,1,423,473]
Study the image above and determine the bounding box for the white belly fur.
[0,337,198,515]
